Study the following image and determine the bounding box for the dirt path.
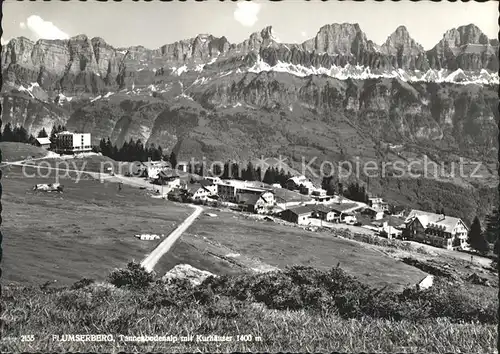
[405,241,493,267]
[13,159,205,272]
[9,160,155,189]
[308,218,376,235]
[141,205,203,272]
[0,156,53,167]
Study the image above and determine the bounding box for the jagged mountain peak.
[394,25,410,34]
[1,22,498,93]
[389,25,414,43]
[317,22,363,33]
[441,23,490,47]
[260,26,276,40]
[11,36,34,44]
[69,34,90,42]
[246,25,278,43]
[301,22,368,55]
[382,25,425,54]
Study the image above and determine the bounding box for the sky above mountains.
[2,0,498,49]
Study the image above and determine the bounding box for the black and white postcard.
[0,0,498,352]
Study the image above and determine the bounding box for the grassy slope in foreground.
[0,166,192,285]
[1,265,497,353]
[185,210,426,292]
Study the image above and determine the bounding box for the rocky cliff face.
[426,24,498,71]
[2,23,498,95]
[380,26,429,70]
[1,22,498,165]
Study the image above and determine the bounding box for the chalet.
[391,205,406,218]
[404,209,469,250]
[368,196,389,213]
[329,203,360,223]
[141,161,169,179]
[359,206,385,220]
[381,222,403,239]
[199,179,217,195]
[152,170,178,185]
[279,205,314,225]
[237,191,275,213]
[183,183,215,202]
[371,217,405,239]
[34,137,51,149]
[286,175,315,192]
[312,205,337,222]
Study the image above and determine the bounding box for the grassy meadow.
[1,165,192,285]
[185,209,427,292]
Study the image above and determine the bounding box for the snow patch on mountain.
[193,77,209,86]
[18,84,35,98]
[246,57,499,85]
[57,93,72,104]
[219,71,233,78]
[194,64,205,72]
[172,65,188,76]
[177,93,194,101]
[17,82,49,100]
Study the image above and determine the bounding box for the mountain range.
[2,23,499,93]
[1,22,498,222]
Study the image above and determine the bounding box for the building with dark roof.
[279,205,315,225]
[237,191,275,213]
[404,209,469,249]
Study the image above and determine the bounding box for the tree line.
[321,177,370,203]
[0,123,68,146]
[95,137,167,163]
[0,123,36,144]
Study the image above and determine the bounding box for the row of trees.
[96,138,293,184]
[212,161,263,181]
[321,176,343,196]
[262,167,294,186]
[343,182,370,203]
[0,123,35,144]
[468,216,493,255]
[321,178,370,203]
[49,125,67,142]
[96,138,167,163]
[0,123,68,146]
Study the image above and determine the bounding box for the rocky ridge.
[2,23,498,95]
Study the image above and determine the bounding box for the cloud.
[234,2,261,27]
[24,15,69,40]
[301,31,307,38]
[1,37,9,46]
